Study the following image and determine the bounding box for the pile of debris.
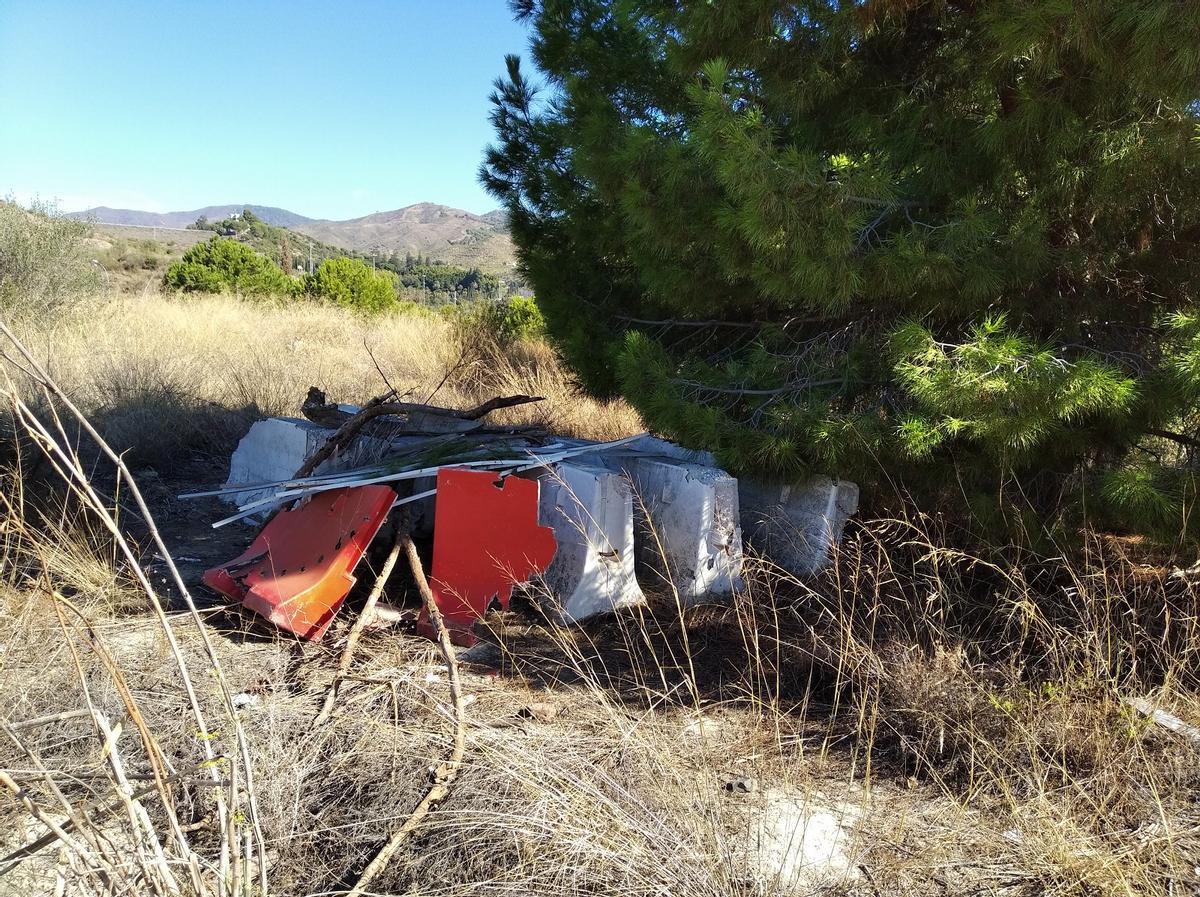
[183,388,859,647]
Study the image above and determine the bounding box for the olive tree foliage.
[482,0,1200,541]
[0,199,99,317]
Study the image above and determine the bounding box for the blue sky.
[0,1,532,217]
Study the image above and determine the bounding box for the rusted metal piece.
[202,485,396,640]
[418,468,557,646]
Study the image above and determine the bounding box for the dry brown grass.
[1,291,1199,896]
[13,291,640,467]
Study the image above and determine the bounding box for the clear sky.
[0,1,532,218]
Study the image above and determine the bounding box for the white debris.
[223,417,333,509]
[535,461,646,622]
[741,787,863,892]
[232,692,260,710]
[739,476,859,576]
[622,457,744,599]
[682,714,723,739]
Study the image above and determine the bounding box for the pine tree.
[482,0,1200,541]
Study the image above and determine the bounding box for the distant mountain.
[292,203,514,272]
[72,201,516,273]
[70,204,312,230]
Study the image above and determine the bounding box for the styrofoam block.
[738,476,859,576]
[535,462,645,622]
[623,457,744,599]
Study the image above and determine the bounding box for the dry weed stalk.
[344,529,467,897]
[314,529,406,728]
[0,319,266,895]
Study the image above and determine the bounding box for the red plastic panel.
[202,486,395,640]
[419,468,557,646]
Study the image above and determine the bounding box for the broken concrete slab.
[622,457,744,599]
[739,476,859,576]
[224,417,334,509]
[535,461,646,622]
[222,417,438,529]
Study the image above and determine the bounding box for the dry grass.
[1,290,1199,896]
[13,291,640,467]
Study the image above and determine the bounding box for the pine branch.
[1146,428,1200,450]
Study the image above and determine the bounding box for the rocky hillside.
[72,202,517,274]
[71,204,312,230]
[293,203,514,273]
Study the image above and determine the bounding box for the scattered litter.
[362,600,411,630]
[724,777,758,794]
[232,693,260,710]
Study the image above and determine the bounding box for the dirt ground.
[4,378,1197,896]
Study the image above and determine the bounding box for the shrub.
[305,257,396,312]
[446,296,546,349]
[483,3,1200,541]
[498,295,545,342]
[0,199,99,316]
[163,237,296,297]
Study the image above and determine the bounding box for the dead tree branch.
[346,526,466,897]
[1146,428,1200,450]
[313,529,406,727]
[297,390,545,479]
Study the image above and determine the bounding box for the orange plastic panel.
[419,468,557,646]
[203,486,395,640]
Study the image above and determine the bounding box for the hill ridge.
[71,201,515,274]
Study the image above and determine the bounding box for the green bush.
[445,296,546,346]
[305,257,396,312]
[0,200,99,316]
[498,295,544,342]
[163,238,296,297]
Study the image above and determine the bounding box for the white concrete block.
[535,462,645,622]
[224,417,333,508]
[738,476,859,575]
[614,434,719,467]
[223,418,439,530]
[623,457,743,599]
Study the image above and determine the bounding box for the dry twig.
[314,527,406,727]
[345,527,467,897]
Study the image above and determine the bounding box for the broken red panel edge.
[418,467,557,647]
[202,485,396,640]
